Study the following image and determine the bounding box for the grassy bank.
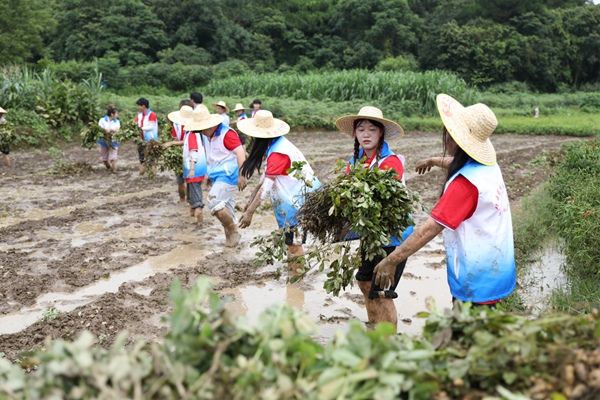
[512,139,600,314]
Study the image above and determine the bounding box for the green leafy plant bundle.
[159,145,183,176]
[0,122,16,149]
[112,120,143,145]
[79,122,106,149]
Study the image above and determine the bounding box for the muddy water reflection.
[0,244,208,335]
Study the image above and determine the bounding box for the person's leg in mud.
[1,146,10,167]
[207,180,240,247]
[356,246,407,331]
[137,143,147,175]
[187,181,204,224]
[108,146,118,173]
[175,175,186,203]
[285,226,307,276]
[99,145,111,170]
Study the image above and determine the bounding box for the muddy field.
[0,129,578,360]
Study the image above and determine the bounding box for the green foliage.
[0,0,54,64]
[546,140,600,280]
[205,70,478,116]
[80,122,106,149]
[0,123,17,149]
[2,278,600,399]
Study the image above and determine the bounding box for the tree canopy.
[4,0,600,91]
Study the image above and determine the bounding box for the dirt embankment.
[0,131,577,360]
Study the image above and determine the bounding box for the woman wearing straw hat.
[238,110,321,275]
[185,106,247,247]
[0,106,11,167]
[335,106,414,330]
[232,103,249,146]
[212,100,230,127]
[374,94,516,309]
[165,104,207,223]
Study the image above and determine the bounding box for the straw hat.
[212,100,230,114]
[335,106,404,140]
[236,110,290,139]
[184,106,224,132]
[167,105,193,125]
[0,107,7,114]
[232,103,246,112]
[436,94,497,166]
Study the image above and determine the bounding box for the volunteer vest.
[265,136,322,228]
[136,109,158,142]
[97,116,120,148]
[183,131,207,181]
[349,142,414,246]
[172,123,185,141]
[204,124,239,185]
[237,113,247,121]
[443,160,516,302]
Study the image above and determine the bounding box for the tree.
[0,0,55,64]
[48,0,168,65]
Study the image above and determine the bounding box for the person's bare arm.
[415,157,454,174]
[239,176,274,228]
[162,140,184,148]
[373,217,445,288]
[233,145,247,190]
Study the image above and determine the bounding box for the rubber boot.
[215,209,240,247]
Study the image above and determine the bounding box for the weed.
[39,306,61,322]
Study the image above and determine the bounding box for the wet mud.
[0,131,579,360]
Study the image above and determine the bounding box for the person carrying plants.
[237,110,322,275]
[165,105,207,224]
[163,99,194,204]
[0,106,11,168]
[335,106,414,330]
[185,106,247,247]
[374,94,516,309]
[97,105,120,173]
[135,97,159,175]
[212,100,230,127]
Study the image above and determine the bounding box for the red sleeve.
[187,132,198,151]
[379,155,404,180]
[148,112,157,122]
[265,153,291,176]
[430,175,478,230]
[171,125,177,139]
[223,129,242,151]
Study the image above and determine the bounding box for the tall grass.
[204,70,477,116]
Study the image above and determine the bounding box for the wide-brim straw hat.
[232,103,246,112]
[212,100,230,114]
[436,94,497,166]
[236,110,290,139]
[167,105,194,125]
[0,107,7,114]
[184,106,224,131]
[335,106,404,140]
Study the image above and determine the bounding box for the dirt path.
[0,130,579,359]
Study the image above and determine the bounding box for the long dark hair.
[352,119,385,166]
[442,127,472,195]
[240,137,272,179]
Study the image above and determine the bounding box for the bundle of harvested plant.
[159,145,184,176]
[113,120,143,144]
[80,122,105,149]
[143,139,164,167]
[298,161,414,260]
[0,122,16,149]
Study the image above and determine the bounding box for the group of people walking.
[91,92,516,332]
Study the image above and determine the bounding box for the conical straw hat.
[167,105,193,125]
[0,107,7,114]
[236,110,290,139]
[335,106,404,140]
[232,103,246,112]
[212,100,230,114]
[436,94,497,166]
[184,106,224,131]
